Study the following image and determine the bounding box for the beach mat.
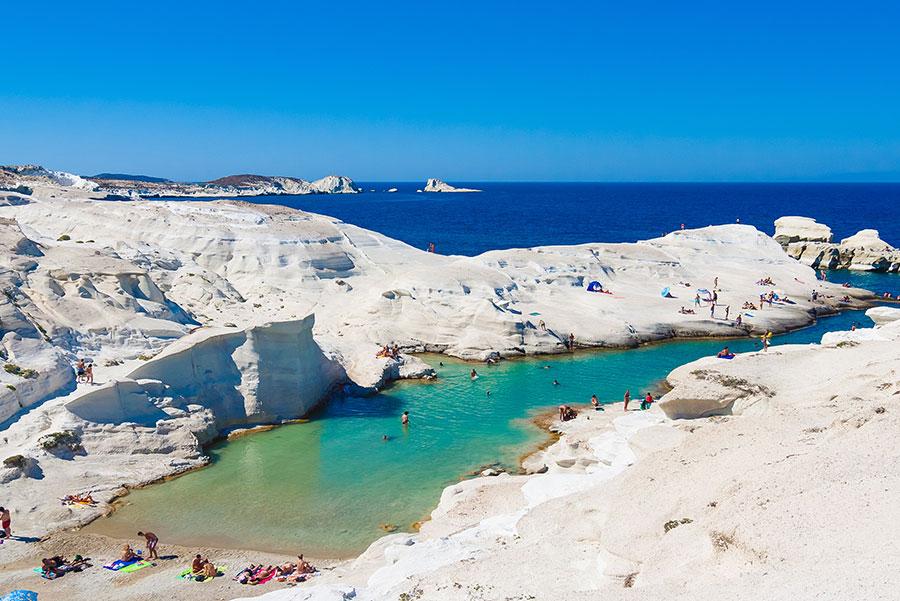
[179,565,226,581]
[1,591,38,601]
[103,555,142,571]
[119,560,153,573]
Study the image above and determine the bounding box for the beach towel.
[33,567,56,579]
[119,560,153,573]
[103,556,141,571]
[179,565,226,581]
[1,591,38,601]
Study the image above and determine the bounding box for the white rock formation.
[776,215,900,272]
[0,178,877,548]
[423,178,481,193]
[773,216,833,244]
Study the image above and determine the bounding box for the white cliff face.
[773,216,833,244]
[776,216,900,272]
[309,175,360,194]
[1,317,347,534]
[423,178,482,193]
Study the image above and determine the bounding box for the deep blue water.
[247,182,900,256]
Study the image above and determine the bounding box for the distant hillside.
[207,174,300,187]
[92,173,172,183]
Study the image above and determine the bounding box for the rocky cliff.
[774,215,900,272]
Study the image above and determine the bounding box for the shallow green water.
[86,309,875,557]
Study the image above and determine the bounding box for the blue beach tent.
[586,281,603,292]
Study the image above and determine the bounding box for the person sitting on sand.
[120,544,137,562]
[679,306,695,314]
[191,554,204,574]
[42,556,66,578]
[202,560,219,579]
[591,394,604,411]
[735,314,742,327]
[297,554,315,574]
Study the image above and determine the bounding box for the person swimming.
[470,369,478,380]
[401,411,409,425]
[552,379,560,386]
[716,346,733,358]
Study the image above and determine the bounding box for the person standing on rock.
[710,302,716,318]
[623,390,631,411]
[0,507,10,538]
[569,333,575,351]
[138,530,159,560]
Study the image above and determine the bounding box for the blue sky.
[1,1,899,181]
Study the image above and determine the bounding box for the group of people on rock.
[560,390,656,420]
[376,344,401,359]
[75,358,94,384]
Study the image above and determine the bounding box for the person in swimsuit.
[191,554,204,573]
[401,411,409,425]
[138,531,158,560]
[0,507,10,538]
[623,390,631,411]
[591,394,602,410]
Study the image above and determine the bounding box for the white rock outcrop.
[773,216,833,244]
[423,178,481,193]
[776,215,900,272]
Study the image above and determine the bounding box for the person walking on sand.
[401,411,409,425]
[0,507,10,538]
[623,390,631,411]
[714,276,718,288]
[85,363,94,384]
[138,530,158,560]
[724,305,730,320]
[710,302,716,318]
[75,358,86,383]
[694,293,701,308]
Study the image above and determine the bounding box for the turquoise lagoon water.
[86,309,876,557]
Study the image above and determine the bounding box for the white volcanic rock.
[75,168,360,198]
[423,178,482,193]
[773,216,833,244]
[1,164,98,191]
[0,317,346,534]
[865,305,900,326]
[778,216,900,272]
[310,175,360,194]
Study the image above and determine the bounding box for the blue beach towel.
[1,591,38,601]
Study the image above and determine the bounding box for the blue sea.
[254,182,900,256]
